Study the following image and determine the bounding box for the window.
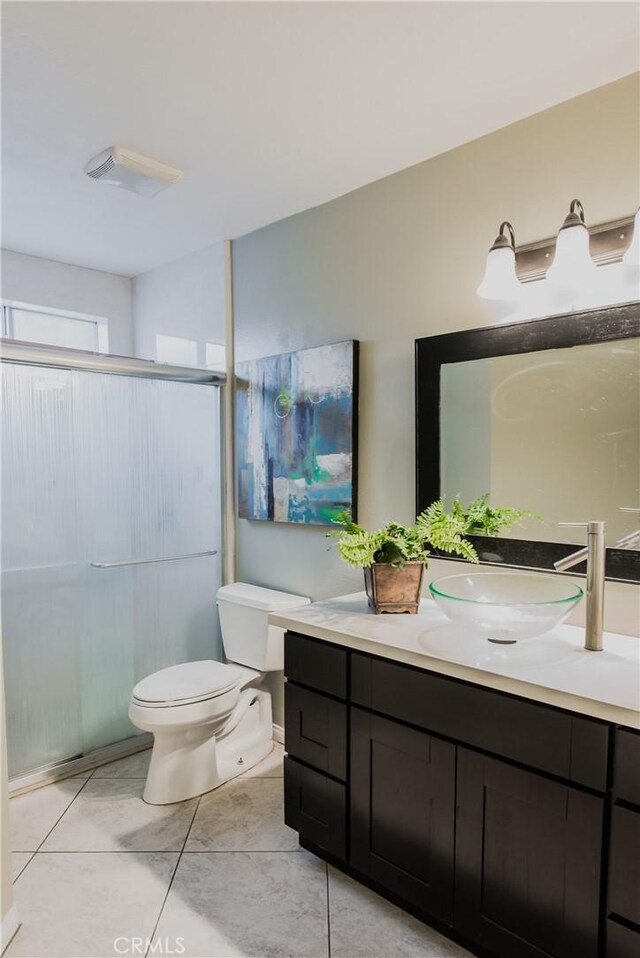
[155,334,198,366]
[205,342,226,371]
[2,303,106,352]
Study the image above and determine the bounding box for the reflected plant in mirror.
[439,494,538,539]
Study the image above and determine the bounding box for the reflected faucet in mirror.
[616,507,640,550]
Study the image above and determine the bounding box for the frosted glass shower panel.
[1,365,84,774]
[2,364,222,776]
[131,380,222,682]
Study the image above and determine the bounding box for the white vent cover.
[84,146,183,197]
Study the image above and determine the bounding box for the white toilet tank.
[216,582,311,672]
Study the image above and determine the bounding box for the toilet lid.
[132,660,242,705]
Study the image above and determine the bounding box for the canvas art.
[236,341,358,524]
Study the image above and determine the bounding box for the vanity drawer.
[285,682,347,781]
[606,919,640,958]
[613,728,640,805]
[608,804,640,927]
[284,757,346,860]
[351,653,608,789]
[285,631,347,699]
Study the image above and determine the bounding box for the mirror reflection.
[440,338,640,544]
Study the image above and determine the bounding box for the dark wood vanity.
[283,629,640,958]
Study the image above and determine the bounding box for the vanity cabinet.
[283,756,346,859]
[283,632,349,861]
[283,630,633,958]
[350,707,455,923]
[455,748,603,958]
[605,728,640,958]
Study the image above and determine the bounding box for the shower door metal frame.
[1,338,227,794]
[0,338,226,385]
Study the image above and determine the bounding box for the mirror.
[415,302,640,582]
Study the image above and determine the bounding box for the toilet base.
[142,689,273,805]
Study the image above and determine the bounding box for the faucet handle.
[620,507,640,513]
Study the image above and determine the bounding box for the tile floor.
[8,744,471,958]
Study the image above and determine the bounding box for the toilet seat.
[132,660,242,708]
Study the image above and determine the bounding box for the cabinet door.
[350,707,455,923]
[285,683,347,780]
[455,748,604,958]
[284,757,346,860]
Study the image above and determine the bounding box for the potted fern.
[328,496,531,614]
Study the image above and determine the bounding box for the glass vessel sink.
[428,572,584,643]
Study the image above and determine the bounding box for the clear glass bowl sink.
[428,572,584,643]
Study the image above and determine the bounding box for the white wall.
[232,75,640,725]
[132,244,227,365]
[0,249,133,355]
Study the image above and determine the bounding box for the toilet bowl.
[129,583,310,804]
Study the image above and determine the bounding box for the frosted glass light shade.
[546,222,598,295]
[477,246,522,301]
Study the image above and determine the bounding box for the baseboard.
[272,723,285,745]
[1,904,20,956]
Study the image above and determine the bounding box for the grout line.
[326,862,332,958]
[11,848,303,856]
[18,849,197,855]
[172,848,301,854]
[23,776,93,857]
[11,850,36,884]
[89,776,149,781]
[144,796,202,958]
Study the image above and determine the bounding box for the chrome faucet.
[554,521,606,652]
[553,509,640,652]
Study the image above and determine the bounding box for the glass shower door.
[1,363,221,778]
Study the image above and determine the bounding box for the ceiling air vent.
[84,146,183,198]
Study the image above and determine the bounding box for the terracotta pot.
[363,561,425,614]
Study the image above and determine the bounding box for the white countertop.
[270,593,640,729]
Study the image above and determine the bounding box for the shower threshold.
[8,733,153,797]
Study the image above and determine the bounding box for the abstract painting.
[236,341,358,524]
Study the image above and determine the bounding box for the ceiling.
[2,1,638,277]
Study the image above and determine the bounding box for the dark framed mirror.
[415,302,640,583]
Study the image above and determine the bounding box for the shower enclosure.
[1,341,225,783]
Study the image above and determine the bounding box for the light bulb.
[546,200,598,301]
[477,222,522,302]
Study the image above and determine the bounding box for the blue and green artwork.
[236,341,358,524]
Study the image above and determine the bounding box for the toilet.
[129,582,310,804]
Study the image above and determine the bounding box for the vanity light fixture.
[477,202,638,316]
[545,199,599,297]
[476,221,523,301]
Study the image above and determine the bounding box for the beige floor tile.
[10,778,87,851]
[92,748,152,779]
[11,853,33,882]
[185,778,297,852]
[328,866,472,958]
[152,850,328,957]
[240,742,284,779]
[41,779,198,852]
[6,852,177,958]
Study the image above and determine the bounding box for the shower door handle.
[90,550,217,569]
